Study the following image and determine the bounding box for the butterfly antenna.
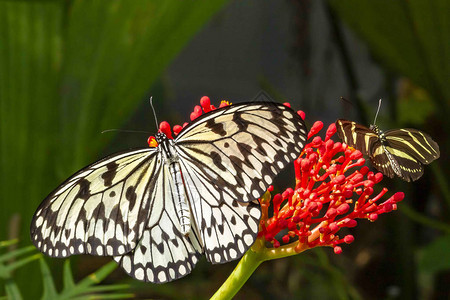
[340,96,354,106]
[373,99,382,125]
[149,96,159,130]
[101,129,151,134]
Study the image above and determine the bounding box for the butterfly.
[335,119,440,182]
[30,99,308,283]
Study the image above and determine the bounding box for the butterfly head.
[155,132,169,144]
[369,124,381,135]
[147,132,171,148]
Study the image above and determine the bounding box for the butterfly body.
[336,119,440,182]
[368,124,403,178]
[31,101,307,283]
[155,132,192,235]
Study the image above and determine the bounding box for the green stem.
[210,247,264,300]
[211,239,313,300]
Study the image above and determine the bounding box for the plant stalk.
[210,247,264,300]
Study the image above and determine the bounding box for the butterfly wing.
[382,128,440,181]
[175,102,308,263]
[335,119,379,156]
[369,143,398,179]
[30,148,161,257]
[114,162,202,283]
[384,128,440,164]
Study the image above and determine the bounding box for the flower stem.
[210,246,264,300]
[211,238,314,300]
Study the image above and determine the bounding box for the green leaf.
[59,261,120,299]
[39,258,58,300]
[0,246,39,280]
[0,240,18,249]
[62,260,75,290]
[418,234,450,273]
[5,279,23,300]
[0,246,37,265]
[4,253,41,275]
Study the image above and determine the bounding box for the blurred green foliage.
[329,0,449,111]
[419,234,450,274]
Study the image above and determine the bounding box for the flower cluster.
[258,121,404,254]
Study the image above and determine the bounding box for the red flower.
[258,121,404,254]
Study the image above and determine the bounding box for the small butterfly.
[335,101,440,182]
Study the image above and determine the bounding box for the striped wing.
[175,102,308,263]
[114,163,202,283]
[30,148,159,258]
[335,119,379,156]
[381,128,440,182]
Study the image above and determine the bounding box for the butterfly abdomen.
[158,133,192,235]
[169,163,191,235]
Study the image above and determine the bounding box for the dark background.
[1,0,448,299]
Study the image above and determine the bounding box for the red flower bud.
[393,192,405,202]
[369,213,378,221]
[200,96,211,112]
[344,235,354,244]
[349,150,363,160]
[337,203,350,215]
[334,246,342,254]
[297,110,306,120]
[308,121,323,139]
[173,125,182,135]
[333,175,346,185]
[190,105,203,121]
[325,208,337,219]
[159,121,173,139]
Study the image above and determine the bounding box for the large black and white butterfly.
[335,119,440,182]
[31,99,307,283]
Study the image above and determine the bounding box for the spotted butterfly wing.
[31,101,308,283]
[335,119,440,182]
